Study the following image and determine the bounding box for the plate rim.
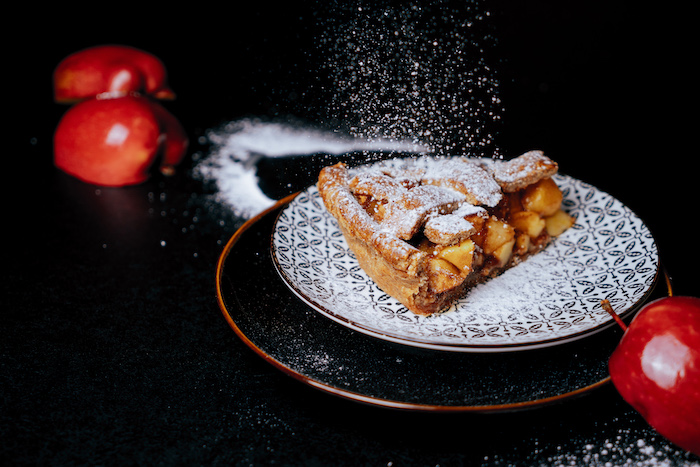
[215,194,673,412]
[270,173,662,353]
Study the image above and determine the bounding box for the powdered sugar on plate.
[272,169,660,352]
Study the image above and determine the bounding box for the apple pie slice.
[317,151,575,316]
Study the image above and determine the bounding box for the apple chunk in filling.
[545,209,575,236]
[438,239,476,273]
[521,177,562,217]
[482,216,516,268]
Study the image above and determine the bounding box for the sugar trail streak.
[192,119,429,219]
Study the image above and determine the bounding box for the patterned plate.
[271,160,659,352]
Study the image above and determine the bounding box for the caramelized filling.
[352,173,573,294]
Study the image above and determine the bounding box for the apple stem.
[601,299,628,332]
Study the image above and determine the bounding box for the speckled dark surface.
[7,1,698,465]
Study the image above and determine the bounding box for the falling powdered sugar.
[305,1,504,155]
[193,2,506,220]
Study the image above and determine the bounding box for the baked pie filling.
[317,151,575,316]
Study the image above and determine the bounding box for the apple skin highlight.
[609,296,700,456]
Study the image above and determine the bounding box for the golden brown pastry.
[317,152,574,316]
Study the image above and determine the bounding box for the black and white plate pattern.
[271,159,659,352]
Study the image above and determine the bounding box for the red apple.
[607,296,700,456]
[53,94,188,186]
[148,100,189,175]
[53,45,175,104]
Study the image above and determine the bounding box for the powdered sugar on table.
[192,119,429,219]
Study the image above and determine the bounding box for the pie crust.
[317,151,575,316]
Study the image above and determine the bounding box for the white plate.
[271,159,659,352]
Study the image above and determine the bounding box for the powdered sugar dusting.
[422,158,503,207]
[206,119,427,159]
[453,203,487,218]
[483,431,700,467]
[361,156,503,207]
[305,1,504,155]
[352,175,467,241]
[192,119,429,219]
[426,215,473,236]
[343,156,505,244]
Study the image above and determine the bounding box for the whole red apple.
[54,94,188,186]
[608,296,700,456]
[53,45,175,104]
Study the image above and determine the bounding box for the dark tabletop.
[7,1,698,465]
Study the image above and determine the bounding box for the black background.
[7,1,698,465]
[17,1,695,284]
